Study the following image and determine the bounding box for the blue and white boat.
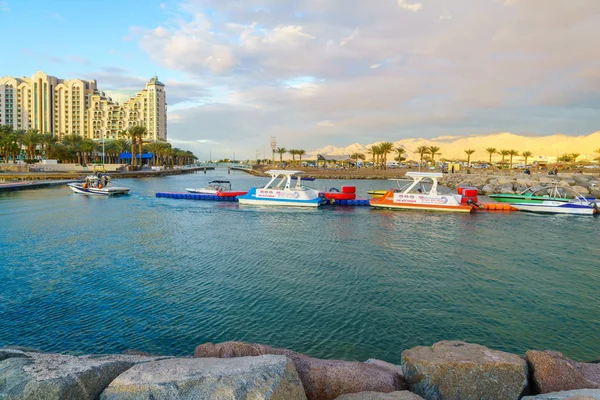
[511,187,598,215]
[237,170,326,207]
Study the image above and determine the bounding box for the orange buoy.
[99,184,103,189]
[488,204,496,211]
[503,204,511,211]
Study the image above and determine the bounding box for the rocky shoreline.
[440,171,600,198]
[1,341,599,399]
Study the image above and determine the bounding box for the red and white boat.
[322,186,356,201]
[369,172,479,213]
[187,180,247,197]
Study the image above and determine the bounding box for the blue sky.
[1,0,599,160]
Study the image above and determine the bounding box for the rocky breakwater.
[440,171,600,198]
[1,341,599,399]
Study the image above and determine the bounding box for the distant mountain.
[306,131,600,162]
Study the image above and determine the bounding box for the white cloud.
[0,1,9,12]
[317,120,335,127]
[398,0,422,12]
[127,0,600,157]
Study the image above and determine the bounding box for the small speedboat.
[489,183,596,204]
[367,190,387,198]
[68,174,130,196]
[369,172,479,213]
[237,170,327,207]
[322,186,356,201]
[511,187,598,215]
[186,180,233,195]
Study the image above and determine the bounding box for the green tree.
[499,149,510,163]
[571,153,580,163]
[367,145,380,170]
[395,146,407,163]
[486,147,497,164]
[275,147,287,167]
[378,142,394,170]
[297,149,306,167]
[350,152,365,168]
[21,129,41,160]
[39,133,58,159]
[521,151,532,166]
[416,146,429,168]
[81,139,96,165]
[428,146,441,165]
[62,134,84,164]
[508,149,519,168]
[464,149,475,167]
[595,148,600,164]
[288,149,298,167]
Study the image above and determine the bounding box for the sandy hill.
[306,131,600,163]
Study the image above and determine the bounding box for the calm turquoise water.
[1,170,599,362]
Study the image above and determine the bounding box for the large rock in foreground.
[0,350,167,400]
[194,341,404,400]
[100,355,306,400]
[335,391,424,399]
[526,350,600,393]
[401,341,528,400]
[522,389,600,399]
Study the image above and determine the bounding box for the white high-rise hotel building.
[0,71,167,141]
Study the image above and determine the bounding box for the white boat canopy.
[264,169,304,176]
[263,170,306,190]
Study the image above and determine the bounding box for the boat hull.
[217,191,248,197]
[511,202,597,215]
[323,192,356,200]
[370,199,473,213]
[237,187,325,207]
[68,183,130,196]
[186,188,218,194]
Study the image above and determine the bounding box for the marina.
[1,170,599,362]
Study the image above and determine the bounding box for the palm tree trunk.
[131,138,136,168]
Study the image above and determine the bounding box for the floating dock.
[155,192,372,206]
[155,192,238,201]
[155,192,519,211]
[0,180,80,193]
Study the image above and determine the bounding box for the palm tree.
[416,146,429,168]
[378,142,394,170]
[499,149,510,163]
[81,139,96,165]
[595,148,600,164]
[367,145,380,170]
[521,151,532,166]
[39,133,58,159]
[486,147,497,164]
[464,149,475,167]
[288,149,298,167]
[350,152,365,168]
[571,153,580,164]
[395,146,407,163]
[428,146,441,166]
[508,149,519,168]
[62,134,84,164]
[21,129,41,160]
[275,147,287,167]
[297,149,306,167]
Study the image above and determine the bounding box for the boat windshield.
[528,185,576,199]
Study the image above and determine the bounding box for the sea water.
[0,170,598,362]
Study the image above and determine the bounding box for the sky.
[1,0,599,160]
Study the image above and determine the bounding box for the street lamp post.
[102,131,105,164]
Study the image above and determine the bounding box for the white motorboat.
[369,172,479,213]
[237,170,326,207]
[511,188,598,215]
[186,180,231,195]
[68,174,130,196]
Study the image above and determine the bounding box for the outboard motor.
[458,186,479,206]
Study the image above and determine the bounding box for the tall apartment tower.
[0,71,167,142]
